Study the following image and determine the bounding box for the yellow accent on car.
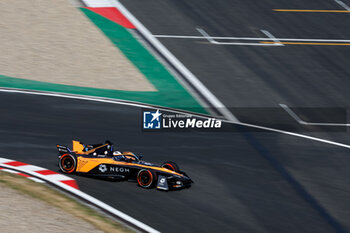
[76,157,115,172]
[75,156,184,176]
[72,140,84,153]
[73,140,109,155]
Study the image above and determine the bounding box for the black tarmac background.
[1,92,350,233]
[119,0,350,111]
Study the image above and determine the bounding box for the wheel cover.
[163,163,175,171]
[61,156,75,172]
[138,170,152,186]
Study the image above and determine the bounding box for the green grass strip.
[0,8,206,113]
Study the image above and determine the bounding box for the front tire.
[59,154,77,173]
[161,161,179,172]
[137,169,157,188]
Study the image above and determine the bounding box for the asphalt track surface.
[119,0,350,116]
[2,91,350,233]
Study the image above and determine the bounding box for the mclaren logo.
[99,164,107,173]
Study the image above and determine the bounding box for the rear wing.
[57,140,113,155]
[72,140,85,153]
[56,144,71,155]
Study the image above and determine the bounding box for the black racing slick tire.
[59,154,77,173]
[161,161,180,172]
[137,169,157,188]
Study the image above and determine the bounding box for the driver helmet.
[113,151,122,155]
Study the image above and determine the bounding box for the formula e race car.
[56,140,192,190]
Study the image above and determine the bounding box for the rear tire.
[137,169,157,188]
[59,154,77,173]
[161,161,179,172]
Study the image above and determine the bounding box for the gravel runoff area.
[0,171,133,233]
[0,0,155,91]
[0,183,104,233]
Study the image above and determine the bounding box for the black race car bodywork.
[56,140,192,190]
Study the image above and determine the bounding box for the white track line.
[260,30,284,46]
[0,88,213,119]
[43,174,76,182]
[196,27,283,46]
[0,89,152,109]
[82,0,113,7]
[235,121,350,149]
[2,88,350,151]
[196,27,217,44]
[335,0,350,11]
[107,0,239,123]
[280,104,350,126]
[0,158,13,163]
[154,34,350,43]
[1,169,18,174]
[17,165,47,172]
